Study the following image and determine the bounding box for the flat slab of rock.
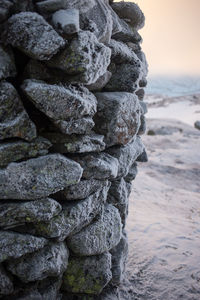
[47,31,111,85]
[34,184,110,240]
[0,154,83,199]
[52,9,80,36]
[0,46,16,80]
[111,2,145,30]
[0,137,51,167]
[0,231,47,262]
[71,152,119,180]
[54,117,95,135]
[4,12,65,60]
[86,71,112,92]
[0,198,62,229]
[62,252,112,295]
[67,204,122,256]
[22,80,97,134]
[42,132,105,153]
[106,136,144,178]
[94,92,141,147]
[0,81,36,141]
[54,179,108,201]
[0,265,13,296]
[7,242,69,282]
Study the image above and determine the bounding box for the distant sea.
[146,75,200,97]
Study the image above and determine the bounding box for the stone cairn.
[0,1,148,299]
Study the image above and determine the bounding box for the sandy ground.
[119,95,200,300]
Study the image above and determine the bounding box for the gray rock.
[54,179,108,201]
[54,116,95,135]
[110,233,128,285]
[109,4,123,36]
[52,9,80,36]
[111,2,145,30]
[126,41,141,52]
[42,132,105,153]
[136,50,148,77]
[105,63,142,93]
[106,136,144,178]
[62,252,112,295]
[11,0,34,14]
[86,71,112,92]
[0,137,51,167]
[65,0,112,43]
[0,154,83,200]
[135,88,145,100]
[21,80,97,134]
[136,149,148,162]
[194,120,200,130]
[7,242,69,282]
[0,45,16,80]
[0,265,13,296]
[4,12,65,60]
[94,92,141,147]
[0,0,13,23]
[124,162,138,182]
[34,185,110,240]
[67,204,122,256]
[0,198,62,229]
[36,0,68,13]
[72,152,119,180]
[139,100,148,114]
[46,31,111,85]
[0,81,37,141]
[112,18,142,44]
[138,114,146,135]
[107,178,129,226]
[0,231,47,262]
[108,39,141,64]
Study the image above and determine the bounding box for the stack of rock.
[0,1,148,299]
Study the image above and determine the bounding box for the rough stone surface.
[94,92,141,147]
[54,117,95,135]
[107,178,129,226]
[0,45,16,80]
[67,204,122,256]
[4,12,65,60]
[34,185,110,241]
[86,71,112,92]
[105,63,142,93]
[110,233,128,285]
[0,265,13,296]
[7,242,69,282]
[71,152,119,180]
[0,154,83,200]
[42,132,105,153]
[124,162,138,183]
[112,17,142,44]
[0,198,62,229]
[0,137,51,167]
[52,9,80,36]
[62,253,112,295]
[36,0,68,14]
[46,31,111,85]
[54,179,108,201]
[106,136,144,178]
[0,0,13,23]
[108,39,141,64]
[0,231,47,262]
[0,81,37,141]
[22,80,97,134]
[111,2,145,30]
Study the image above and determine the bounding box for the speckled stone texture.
[0,1,147,299]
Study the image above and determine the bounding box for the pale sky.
[115,0,200,76]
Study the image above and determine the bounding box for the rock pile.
[0,1,147,299]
